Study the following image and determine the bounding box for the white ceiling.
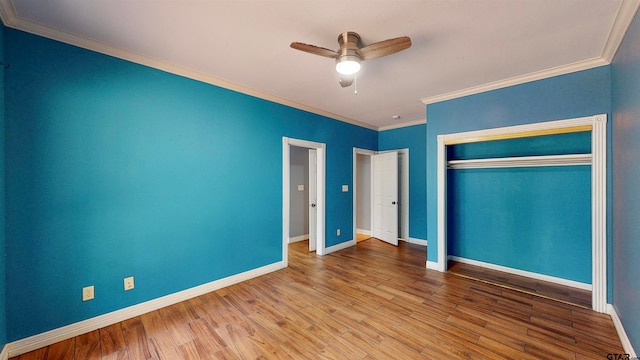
[0,0,637,130]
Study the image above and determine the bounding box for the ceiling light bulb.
[336,60,361,75]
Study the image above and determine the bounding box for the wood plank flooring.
[447,260,592,309]
[356,233,371,242]
[13,239,623,359]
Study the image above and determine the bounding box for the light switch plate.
[342,185,348,192]
[298,184,304,191]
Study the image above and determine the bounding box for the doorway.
[353,148,409,246]
[282,137,326,267]
[287,146,318,251]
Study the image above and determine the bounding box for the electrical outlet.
[124,276,134,291]
[82,285,94,301]
[337,229,341,236]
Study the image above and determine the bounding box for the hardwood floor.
[356,233,371,242]
[13,239,623,359]
[447,260,592,309]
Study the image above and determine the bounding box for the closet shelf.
[447,153,591,169]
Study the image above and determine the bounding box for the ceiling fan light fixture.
[336,55,361,75]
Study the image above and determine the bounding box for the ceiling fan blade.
[357,36,411,61]
[290,42,339,59]
[339,74,354,87]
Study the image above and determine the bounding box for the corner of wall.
[0,18,8,353]
[608,304,637,356]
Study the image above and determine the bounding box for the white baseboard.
[403,237,427,246]
[6,261,285,358]
[356,228,371,236]
[288,234,309,243]
[608,304,637,357]
[0,344,7,360]
[426,260,443,271]
[448,255,592,291]
[324,240,356,255]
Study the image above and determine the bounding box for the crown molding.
[0,1,378,131]
[422,0,640,106]
[378,118,426,131]
[602,0,640,62]
[0,0,15,27]
[2,0,638,129]
[421,57,609,105]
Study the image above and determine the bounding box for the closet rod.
[447,153,592,169]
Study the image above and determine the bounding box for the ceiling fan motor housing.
[336,32,363,74]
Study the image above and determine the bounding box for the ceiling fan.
[290,32,412,88]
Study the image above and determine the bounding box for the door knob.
[311,203,316,207]
[392,201,396,205]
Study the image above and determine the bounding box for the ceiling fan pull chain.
[354,73,358,95]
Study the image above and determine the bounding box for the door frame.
[308,149,317,252]
[435,114,607,313]
[283,137,326,266]
[353,148,409,243]
[353,148,375,243]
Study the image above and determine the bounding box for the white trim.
[591,115,608,313]
[0,344,7,360]
[378,119,427,131]
[1,0,637,131]
[353,148,376,252]
[356,229,371,236]
[608,304,638,357]
[602,0,640,62]
[426,261,442,271]
[324,239,356,255]
[282,139,290,267]
[421,58,608,105]
[441,116,599,143]
[399,150,410,241]
[420,0,640,107]
[6,261,283,358]
[448,255,592,291]
[436,115,608,313]
[436,135,447,271]
[0,2,376,132]
[283,137,326,262]
[404,238,427,247]
[288,234,309,243]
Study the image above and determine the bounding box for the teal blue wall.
[448,166,592,282]
[378,124,426,240]
[0,24,7,351]
[426,66,612,285]
[611,8,640,352]
[1,13,637,349]
[4,29,376,340]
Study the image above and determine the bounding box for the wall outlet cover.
[82,285,95,301]
[124,276,135,291]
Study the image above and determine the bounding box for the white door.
[308,149,317,252]
[373,152,398,245]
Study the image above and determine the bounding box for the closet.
[435,115,608,312]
